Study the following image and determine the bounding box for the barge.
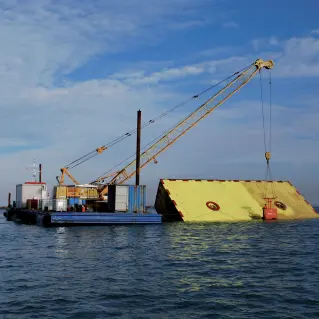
[5,181,162,226]
[5,209,161,226]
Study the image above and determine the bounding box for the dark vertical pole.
[8,192,11,207]
[136,110,141,186]
[39,164,42,183]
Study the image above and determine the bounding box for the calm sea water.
[1,209,319,319]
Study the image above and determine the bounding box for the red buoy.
[262,198,278,220]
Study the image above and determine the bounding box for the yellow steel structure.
[94,58,274,196]
[155,179,318,222]
[58,168,80,185]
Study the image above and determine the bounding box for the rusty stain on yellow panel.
[155,179,318,222]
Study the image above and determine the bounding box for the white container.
[106,185,128,211]
[16,182,49,208]
[115,185,129,211]
[53,199,67,212]
[39,199,53,211]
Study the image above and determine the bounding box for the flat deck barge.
[4,208,162,226]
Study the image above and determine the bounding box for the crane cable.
[260,69,276,199]
[65,62,254,171]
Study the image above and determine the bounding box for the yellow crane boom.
[94,58,274,196]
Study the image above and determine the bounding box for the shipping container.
[66,186,81,198]
[55,184,99,200]
[67,198,87,206]
[107,185,129,212]
[128,185,146,213]
[79,188,86,198]
[54,185,67,198]
[108,185,146,213]
[53,199,68,211]
[79,187,99,199]
[68,198,80,206]
[39,199,53,211]
[16,182,49,208]
[88,188,99,199]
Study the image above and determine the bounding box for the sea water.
[1,209,319,318]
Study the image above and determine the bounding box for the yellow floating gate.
[154,179,318,222]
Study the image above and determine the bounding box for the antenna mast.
[26,159,40,182]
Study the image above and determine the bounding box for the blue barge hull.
[41,211,162,226]
[5,208,162,226]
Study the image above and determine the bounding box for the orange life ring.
[206,201,220,211]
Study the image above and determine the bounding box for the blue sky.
[0,0,318,205]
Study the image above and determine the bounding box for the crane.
[91,58,274,197]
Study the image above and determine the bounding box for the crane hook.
[265,151,271,165]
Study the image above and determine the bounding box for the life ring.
[206,201,220,211]
[274,200,287,210]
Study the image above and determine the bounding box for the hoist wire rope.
[260,69,276,199]
[259,71,267,154]
[269,69,272,154]
[65,62,254,171]
[268,69,276,198]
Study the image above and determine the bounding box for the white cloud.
[0,0,210,89]
[274,36,319,77]
[110,55,250,87]
[117,32,319,83]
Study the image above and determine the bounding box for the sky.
[0,0,319,206]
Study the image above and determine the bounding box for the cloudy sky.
[0,0,318,205]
